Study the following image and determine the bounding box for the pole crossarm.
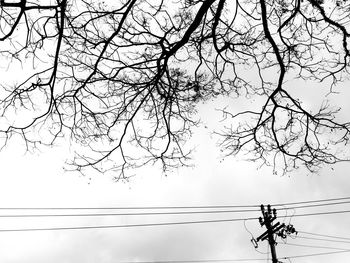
[255,204,297,263]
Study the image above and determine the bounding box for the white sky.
[1,1,350,262]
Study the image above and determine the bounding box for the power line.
[5,207,347,220]
[280,249,350,259]
[280,200,350,210]
[0,209,260,218]
[0,205,260,210]
[0,196,349,211]
[295,236,350,244]
[279,242,350,251]
[0,201,349,219]
[0,201,350,218]
[291,209,350,218]
[0,216,258,232]
[117,258,268,263]
[272,196,350,207]
[298,230,350,241]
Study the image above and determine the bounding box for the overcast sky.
[1,1,350,261]
[0,95,350,263]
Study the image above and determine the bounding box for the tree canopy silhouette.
[1,0,349,179]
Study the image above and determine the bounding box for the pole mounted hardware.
[256,204,297,263]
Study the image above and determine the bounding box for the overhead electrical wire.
[0,204,260,210]
[290,209,350,218]
[1,196,350,262]
[272,196,350,206]
[279,242,350,251]
[0,196,349,211]
[0,216,259,232]
[280,249,350,259]
[298,230,350,241]
[278,200,350,210]
[0,205,349,219]
[116,258,269,263]
[0,209,260,218]
[0,196,348,232]
[294,236,350,244]
[0,210,346,232]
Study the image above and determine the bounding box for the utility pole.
[256,205,284,263]
[252,205,298,263]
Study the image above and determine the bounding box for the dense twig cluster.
[0,0,349,178]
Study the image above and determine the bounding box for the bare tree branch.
[1,0,350,178]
